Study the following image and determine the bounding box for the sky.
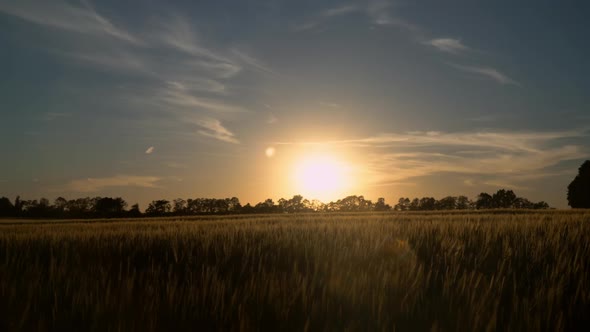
[1,0,589,209]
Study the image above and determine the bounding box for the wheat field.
[1,211,589,331]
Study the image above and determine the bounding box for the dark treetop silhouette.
[0,189,550,219]
[568,160,590,208]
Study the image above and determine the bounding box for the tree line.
[0,189,550,219]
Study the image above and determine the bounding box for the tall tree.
[476,193,493,209]
[0,197,14,217]
[568,160,590,208]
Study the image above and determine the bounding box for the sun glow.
[292,155,353,202]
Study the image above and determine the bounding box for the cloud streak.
[276,128,588,186]
[65,175,161,193]
[367,0,418,30]
[4,4,266,146]
[0,0,141,44]
[425,38,470,54]
[450,64,521,86]
[195,118,240,144]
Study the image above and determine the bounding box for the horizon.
[1,1,589,209]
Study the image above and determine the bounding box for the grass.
[1,210,589,331]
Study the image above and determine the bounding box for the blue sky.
[1,0,588,208]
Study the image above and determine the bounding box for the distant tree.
[394,197,410,211]
[146,200,171,216]
[306,199,325,212]
[66,197,94,218]
[567,160,590,208]
[94,197,127,217]
[14,196,23,215]
[476,193,493,209]
[436,196,457,210]
[241,203,255,214]
[513,197,533,209]
[456,196,471,210]
[409,198,421,211]
[374,197,391,211]
[227,197,242,213]
[492,189,517,208]
[173,198,187,215]
[533,201,550,209]
[279,195,306,213]
[419,197,436,211]
[0,197,15,217]
[255,198,276,213]
[54,197,68,216]
[128,203,142,217]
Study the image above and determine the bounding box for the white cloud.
[450,64,521,86]
[0,0,141,44]
[231,49,274,75]
[65,175,161,192]
[324,5,359,17]
[195,118,239,144]
[293,4,360,31]
[159,84,246,113]
[366,0,418,30]
[266,113,278,124]
[425,38,470,54]
[145,146,155,154]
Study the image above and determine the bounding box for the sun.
[292,155,353,202]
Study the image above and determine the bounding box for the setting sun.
[292,155,353,202]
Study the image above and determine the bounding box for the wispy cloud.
[425,38,470,54]
[450,64,521,86]
[159,82,245,113]
[195,118,239,144]
[319,101,342,109]
[266,113,278,124]
[6,6,269,145]
[295,1,418,32]
[367,0,418,30]
[0,0,141,44]
[293,4,360,31]
[145,146,155,154]
[231,49,274,75]
[324,5,359,17]
[276,128,588,186]
[65,175,161,192]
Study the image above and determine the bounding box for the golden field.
[1,211,589,331]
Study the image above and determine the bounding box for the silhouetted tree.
[476,193,493,209]
[53,197,68,217]
[419,197,436,211]
[409,198,421,211]
[492,189,517,208]
[146,200,171,216]
[456,196,472,210]
[374,197,391,211]
[173,198,187,215]
[533,201,550,209]
[436,196,457,210]
[0,197,15,217]
[255,199,276,213]
[128,203,142,217]
[567,160,590,208]
[94,197,127,218]
[394,198,410,211]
